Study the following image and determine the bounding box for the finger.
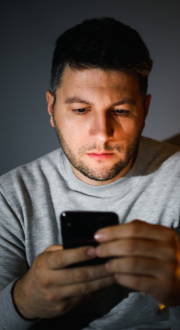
[105,257,174,280]
[59,275,116,299]
[114,273,171,305]
[95,239,176,260]
[94,220,176,243]
[114,273,157,295]
[42,246,96,270]
[45,263,110,287]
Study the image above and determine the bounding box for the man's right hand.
[13,245,115,319]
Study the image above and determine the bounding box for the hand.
[94,220,180,307]
[13,245,115,319]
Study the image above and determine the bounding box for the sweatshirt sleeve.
[0,280,36,330]
[0,188,36,330]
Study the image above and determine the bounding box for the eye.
[72,108,88,114]
[114,110,129,116]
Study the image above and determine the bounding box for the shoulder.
[141,135,180,156]
[140,136,180,173]
[0,148,63,204]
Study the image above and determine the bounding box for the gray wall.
[0,0,180,176]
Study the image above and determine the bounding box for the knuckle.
[128,258,138,271]
[33,255,43,270]
[129,221,139,236]
[102,276,115,287]
[41,275,52,289]
[54,252,63,267]
[75,247,85,260]
[45,291,57,303]
[74,269,89,282]
[80,282,91,295]
[45,289,63,304]
[58,271,66,283]
[126,240,137,254]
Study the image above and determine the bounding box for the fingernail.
[94,232,105,241]
[87,248,96,257]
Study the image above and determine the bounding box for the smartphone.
[60,211,119,267]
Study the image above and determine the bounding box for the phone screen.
[60,211,119,266]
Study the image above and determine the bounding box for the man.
[0,17,180,330]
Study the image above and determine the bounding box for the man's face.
[46,65,151,186]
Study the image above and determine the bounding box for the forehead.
[60,65,140,93]
[62,65,139,88]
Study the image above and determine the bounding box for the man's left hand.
[94,220,180,307]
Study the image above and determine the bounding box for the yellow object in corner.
[140,292,166,310]
[158,304,166,310]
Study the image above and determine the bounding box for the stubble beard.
[53,117,142,182]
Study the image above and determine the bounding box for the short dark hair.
[51,17,153,98]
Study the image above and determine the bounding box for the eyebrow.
[64,96,136,106]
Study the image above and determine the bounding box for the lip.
[86,153,114,160]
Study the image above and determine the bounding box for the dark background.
[0,0,180,176]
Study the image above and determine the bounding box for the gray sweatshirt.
[0,136,180,330]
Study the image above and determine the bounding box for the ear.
[46,90,55,127]
[144,94,152,119]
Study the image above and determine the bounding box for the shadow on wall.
[164,133,180,147]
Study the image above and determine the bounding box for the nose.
[88,111,114,142]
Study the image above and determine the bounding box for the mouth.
[86,152,114,160]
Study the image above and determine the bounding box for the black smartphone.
[60,211,119,267]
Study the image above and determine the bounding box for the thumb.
[44,244,63,252]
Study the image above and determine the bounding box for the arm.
[0,190,36,329]
[94,220,180,330]
[0,189,115,329]
[13,244,115,320]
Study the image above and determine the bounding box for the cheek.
[59,116,88,146]
[119,116,144,138]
